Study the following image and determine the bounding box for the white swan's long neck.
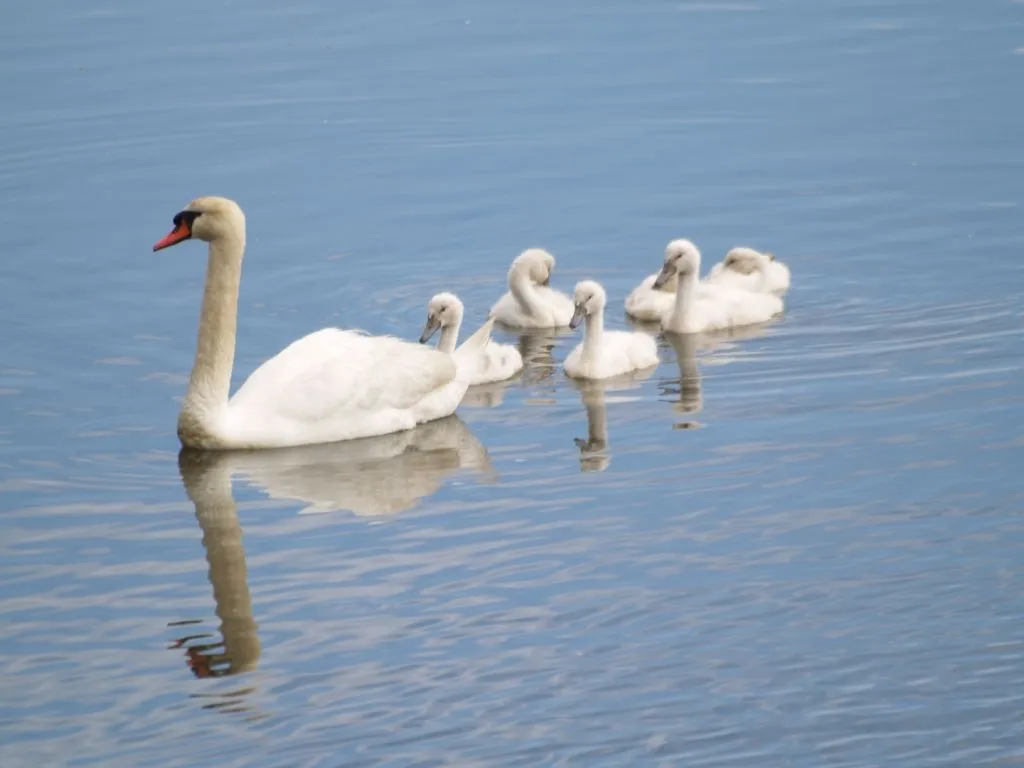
[582,306,605,364]
[668,269,698,332]
[179,233,244,443]
[509,268,544,318]
[438,314,462,355]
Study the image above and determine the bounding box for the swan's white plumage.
[705,247,791,294]
[422,292,523,385]
[489,248,574,328]
[159,196,482,451]
[224,328,466,447]
[564,280,659,380]
[656,240,784,334]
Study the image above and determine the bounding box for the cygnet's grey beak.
[652,263,677,290]
[419,316,441,344]
[569,303,587,330]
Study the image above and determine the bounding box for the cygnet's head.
[153,196,245,251]
[569,280,607,330]
[723,247,770,275]
[510,248,556,287]
[420,292,465,343]
[653,239,700,289]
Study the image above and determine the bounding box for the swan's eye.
[173,210,201,228]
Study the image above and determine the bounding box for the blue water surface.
[1,1,1023,765]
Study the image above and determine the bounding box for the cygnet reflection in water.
[459,380,515,409]
[659,332,704,423]
[218,415,494,517]
[170,449,262,715]
[568,368,656,473]
[624,315,664,336]
[659,322,775,428]
[515,327,576,387]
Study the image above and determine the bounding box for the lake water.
[2,0,1024,765]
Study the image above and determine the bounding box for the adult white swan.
[420,292,523,384]
[489,248,575,328]
[564,281,659,379]
[705,247,791,294]
[655,240,783,334]
[153,196,489,450]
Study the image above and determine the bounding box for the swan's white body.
[656,240,784,334]
[564,281,659,380]
[157,196,490,450]
[489,248,574,328]
[705,247,791,294]
[421,292,523,385]
[218,328,479,448]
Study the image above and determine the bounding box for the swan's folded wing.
[349,334,458,412]
[230,328,457,423]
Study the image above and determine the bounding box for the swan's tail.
[452,317,495,382]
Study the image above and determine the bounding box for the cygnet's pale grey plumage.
[564,280,659,379]
[654,240,784,334]
[489,249,575,328]
[705,246,791,294]
[422,292,523,384]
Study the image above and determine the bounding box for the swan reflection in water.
[568,368,657,473]
[168,416,492,710]
[227,415,494,516]
[170,448,262,715]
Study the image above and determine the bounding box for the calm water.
[2,0,1024,765]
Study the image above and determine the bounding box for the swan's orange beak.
[153,220,192,252]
